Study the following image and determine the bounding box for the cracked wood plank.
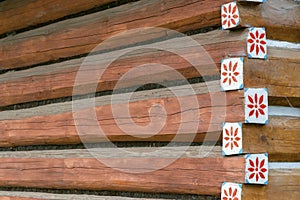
[0,193,162,200]
[0,29,247,107]
[0,85,244,147]
[0,156,245,195]
[0,0,233,71]
[0,0,117,36]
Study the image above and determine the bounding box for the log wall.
[0,0,299,199]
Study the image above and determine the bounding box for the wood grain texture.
[0,29,247,107]
[243,168,300,200]
[0,90,244,147]
[0,197,39,200]
[0,0,233,71]
[0,146,222,158]
[0,0,116,35]
[0,157,245,195]
[269,97,300,108]
[0,131,298,161]
[1,31,298,108]
[0,81,221,120]
[0,81,298,161]
[0,191,167,200]
[244,46,300,99]
[238,0,300,42]
[243,116,300,162]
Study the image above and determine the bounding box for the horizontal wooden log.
[0,129,298,161]
[0,84,244,147]
[1,31,298,108]
[243,163,300,200]
[244,46,300,101]
[0,0,117,36]
[0,29,247,107]
[0,77,298,161]
[238,0,300,42]
[243,116,300,162]
[0,191,167,200]
[0,146,222,159]
[269,97,300,108]
[0,197,37,200]
[0,156,245,195]
[0,0,233,71]
[0,84,299,162]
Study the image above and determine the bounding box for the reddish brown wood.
[0,197,40,200]
[243,116,300,162]
[0,0,233,70]
[0,157,245,195]
[244,47,300,99]
[1,32,298,108]
[0,91,244,147]
[238,0,300,42]
[0,29,247,107]
[0,193,155,200]
[0,0,116,35]
[243,168,300,200]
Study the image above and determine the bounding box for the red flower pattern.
[222,3,239,28]
[224,126,241,150]
[247,93,266,118]
[248,30,266,56]
[222,186,239,200]
[222,61,240,85]
[247,157,267,182]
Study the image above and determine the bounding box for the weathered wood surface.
[0,29,247,107]
[0,132,298,161]
[243,164,300,200]
[0,157,245,195]
[0,89,299,162]
[1,32,298,108]
[0,0,117,36]
[0,146,222,158]
[0,0,233,71]
[238,0,300,42]
[0,88,244,147]
[243,116,300,162]
[0,78,298,161]
[0,197,39,200]
[269,97,300,108]
[244,47,300,99]
[0,193,162,200]
[0,191,169,200]
[0,30,247,106]
[0,81,221,120]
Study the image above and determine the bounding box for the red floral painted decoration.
[222,186,239,200]
[222,61,239,86]
[247,157,267,182]
[222,3,239,28]
[247,93,266,118]
[248,30,266,56]
[224,126,241,150]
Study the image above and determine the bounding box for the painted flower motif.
[222,61,240,86]
[248,30,266,56]
[222,187,239,200]
[224,126,241,150]
[247,93,266,118]
[247,157,267,182]
[222,2,239,29]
